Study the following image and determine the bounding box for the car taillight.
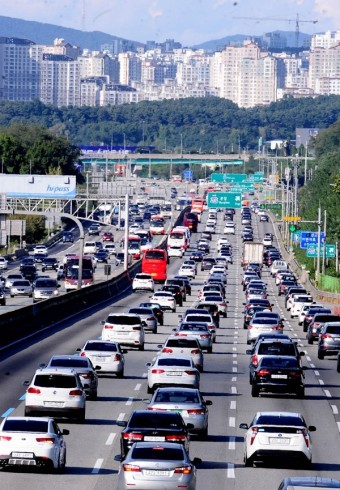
[27,387,41,394]
[174,465,192,474]
[200,334,210,338]
[187,408,205,415]
[151,369,165,374]
[250,426,258,445]
[104,324,113,329]
[184,370,197,376]
[251,355,258,367]
[321,334,332,339]
[272,326,281,330]
[166,434,186,442]
[122,432,143,441]
[133,326,141,331]
[288,371,301,378]
[113,354,121,361]
[123,464,141,472]
[256,369,270,376]
[80,352,86,357]
[162,348,173,353]
[191,349,201,355]
[297,428,310,447]
[69,389,83,396]
[0,436,11,441]
[36,437,55,444]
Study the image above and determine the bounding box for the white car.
[205,223,215,233]
[290,294,314,318]
[4,273,24,289]
[101,313,145,350]
[217,237,230,250]
[0,416,68,471]
[10,279,33,298]
[24,367,86,422]
[210,265,228,276]
[168,246,184,258]
[158,335,204,372]
[146,354,200,393]
[0,256,8,270]
[132,273,154,292]
[103,243,117,256]
[298,303,323,326]
[223,222,235,234]
[263,237,273,246]
[150,291,176,312]
[33,245,48,256]
[178,264,196,278]
[78,339,125,377]
[239,411,315,467]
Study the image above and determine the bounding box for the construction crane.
[233,13,318,49]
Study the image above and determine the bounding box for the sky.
[0,0,338,46]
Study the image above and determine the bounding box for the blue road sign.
[300,231,325,249]
[183,170,193,180]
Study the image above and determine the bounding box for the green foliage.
[10,215,46,243]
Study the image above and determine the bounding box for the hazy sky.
[0,0,338,45]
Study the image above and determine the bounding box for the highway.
[0,204,340,490]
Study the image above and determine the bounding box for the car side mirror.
[192,457,202,466]
[239,423,249,430]
[308,425,316,432]
[23,381,30,386]
[186,423,195,430]
[299,351,305,356]
[95,366,101,371]
[145,362,152,367]
[101,320,105,325]
[62,429,70,436]
[205,400,213,406]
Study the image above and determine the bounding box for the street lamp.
[180,133,183,156]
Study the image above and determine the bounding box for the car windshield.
[3,419,49,433]
[131,446,184,460]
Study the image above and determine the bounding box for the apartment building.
[309,44,340,94]
[40,54,81,107]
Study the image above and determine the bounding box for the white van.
[270,260,288,277]
[83,241,96,254]
[101,313,145,350]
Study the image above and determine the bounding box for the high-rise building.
[40,54,81,107]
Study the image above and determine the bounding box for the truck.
[241,242,264,269]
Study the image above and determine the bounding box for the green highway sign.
[247,174,264,183]
[289,225,296,232]
[229,182,255,191]
[306,244,336,258]
[210,173,247,183]
[207,192,242,209]
[260,203,282,210]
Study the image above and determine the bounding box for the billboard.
[0,175,76,199]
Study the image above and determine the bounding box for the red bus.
[141,248,168,282]
[183,212,199,232]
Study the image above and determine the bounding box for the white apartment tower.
[40,54,81,107]
[309,45,340,94]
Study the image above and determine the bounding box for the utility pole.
[316,205,322,281]
[123,194,129,271]
[322,209,327,275]
[304,144,308,185]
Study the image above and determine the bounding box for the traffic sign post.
[207,192,242,209]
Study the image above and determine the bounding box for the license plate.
[269,438,290,444]
[11,452,34,458]
[44,401,63,407]
[144,436,165,442]
[95,356,108,363]
[166,372,182,376]
[271,374,287,379]
[144,470,169,476]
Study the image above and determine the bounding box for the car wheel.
[307,338,313,345]
[147,385,153,394]
[77,409,86,423]
[337,362,340,374]
[56,453,66,474]
[10,294,14,298]
[249,374,253,385]
[318,351,324,360]
[296,388,305,399]
[117,369,124,378]
[200,426,208,441]
[303,324,308,332]
[160,320,164,326]
[244,452,252,467]
[153,327,158,334]
[172,308,176,313]
[89,390,97,401]
[139,344,145,351]
[207,346,213,353]
[251,385,259,397]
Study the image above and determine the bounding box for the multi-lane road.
[0,204,340,489]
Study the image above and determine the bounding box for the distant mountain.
[0,15,144,51]
[193,31,313,52]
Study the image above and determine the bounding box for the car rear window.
[260,358,299,368]
[3,419,49,432]
[85,342,118,351]
[255,415,304,426]
[166,339,198,348]
[154,392,200,403]
[131,446,184,460]
[34,374,77,388]
[252,319,278,325]
[258,344,296,355]
[35,280,57,288]
[158,358,192,367]
[325,325,340,334]
[129,412,182,428]
[129,308,152,315]
[49,359,89,368]
[106,315,141,325]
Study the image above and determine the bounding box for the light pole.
[180,133,183,156]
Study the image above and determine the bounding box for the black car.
[41,257,58,272]
[201,257,216,271]
[166,278,187,299]
[173,275,192,296]
[142,211,151,221]
[190,250,206,262]
[94,251,109,263]
[197,242,210,254]
[139,302,164,326]
[62,231,74,243]
[243,305,268,329]
[302,306,332,332]
[0,287,6,306]
[162,284,183,306]
[19,257,36,270]
[251,356,305,398]
[20,265,37,281]
[243,233,254,242]
[117,410,192,460]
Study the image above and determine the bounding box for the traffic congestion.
[0,183,340,490]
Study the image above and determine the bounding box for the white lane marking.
[314,370,320,376]
[230,401,236,410]
[232,347,237,351]
[232,377,237,382]
[92,459,104,474]
[324,390,332,398]
[229,417,235,428]
[337,422,340,433]
[233,360,238,365]
[228,436,236,450]
[232,367,237,373]
[306,356,311,362]
[310,363,315,368]
[318,379,325,386]
[135,384,142,391]
[233,353,237,358]
[227,463,235,478]
[117,413,125,421]
[231,386,237,394]
[331,405,338,415]
[105,433,116,445]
